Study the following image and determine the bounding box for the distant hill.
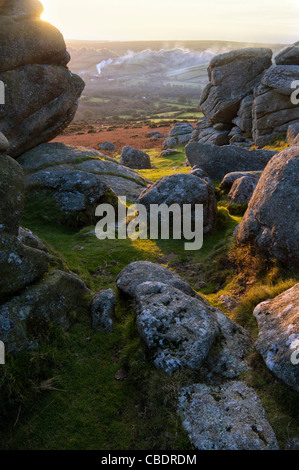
[66,40,288,122]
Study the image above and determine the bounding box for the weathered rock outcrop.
[199,48,272,123]
[254,284,299,393]
[237,147,299,268]
[192,44,299,147]
[138,173,217,234]
[252,65,299,147]
[178,382,279,450]
[0,0,85,158]
[185,142,276,180]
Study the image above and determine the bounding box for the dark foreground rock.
[0,143,89,354]
[0,0,85,158]
[185,142,276,180]
[0,233,50,299]
[25,169,118,228]
[178,381,279,450]
[237,147,299,268]
[0,270,89,353]
[0,154,24,235]
[91,289,117,332]
[254,284,299,393]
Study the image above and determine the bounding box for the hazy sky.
[41,0,299,43]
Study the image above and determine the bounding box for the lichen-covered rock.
[116,261,198,299]
[185,142,276,180]
[138,173,217,234]
[178,381,279,450]
[0,0,84,158]
[135,281,219,374]
[228,126,247,145]
[201,310,252,380]
[237,147,299,268]
[0,154,24,235]
[228,174,260,204]
[199,48,272,123]
[91,289,116,332]
[120,146,151,170]
[118,262,252,378]
[0,270,89,353]
[0,233,50,299]
[254,284,299,393]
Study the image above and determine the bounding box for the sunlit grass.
[1,135,298,450]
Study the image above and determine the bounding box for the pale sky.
[41,0,299,43]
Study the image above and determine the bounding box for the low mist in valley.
[67,39,285,122]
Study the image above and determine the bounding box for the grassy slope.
[0,143,298,450]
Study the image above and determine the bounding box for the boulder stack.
[192,44,299,148]
[0,0,85,158]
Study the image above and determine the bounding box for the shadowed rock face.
[237,147,299,268]
[0,145,90,353]
[0,0,85,158]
